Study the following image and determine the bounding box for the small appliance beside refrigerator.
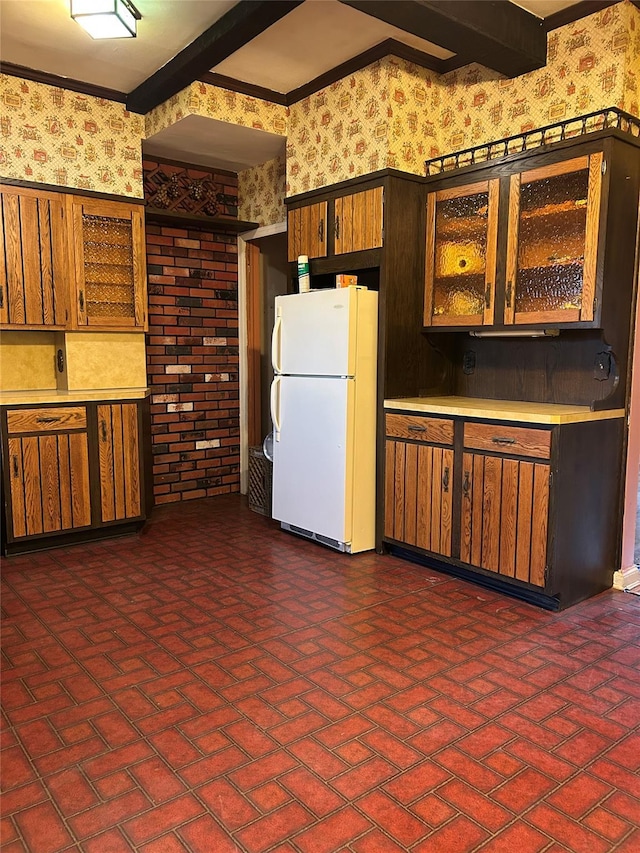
[270,286,378,553]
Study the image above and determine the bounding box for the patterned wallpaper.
[2,1,638,207]
[0,75,145,196]
[238,154,287,226]
[145,81,287,139]
[285,1,640,195]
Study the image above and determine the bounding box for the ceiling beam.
[127,0,303,114]
[338,0,547,78]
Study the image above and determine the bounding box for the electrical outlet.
[463,350,476,375]
[594,351,611,381]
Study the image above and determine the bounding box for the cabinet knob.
[484,284,491,309]
[462,471,470,497]
[0,286,4,310]
[12,456,18,478]
[101,420,107,442]
[36,416,60,424]
[335,215,340,240]
[79,290,85,312]
[318,219,324,242]
[492,436,516,445]
[408,425,426,432]
[442,466,450,492]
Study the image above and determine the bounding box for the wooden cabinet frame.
[1,399,147,552]
[423,144,608,332]
[504,153,603,326]
[286,180,385,269]
[381,409,625,610]
[0,186,70,328]
[424,179,499,327]
[1,184,148,332]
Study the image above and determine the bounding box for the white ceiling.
[0,0,585,97]
[143,114,286,172]
[213,0,454,94]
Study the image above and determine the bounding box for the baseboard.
[613,563,640,590]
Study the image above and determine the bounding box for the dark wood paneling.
[339,0,546,77]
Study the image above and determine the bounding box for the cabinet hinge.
[593,296,598,314]
[601,159,607,175]
[549,471,554,488]
[544,565,549,585]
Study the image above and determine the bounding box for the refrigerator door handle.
[271,314,282,373]
[271,376,282,440]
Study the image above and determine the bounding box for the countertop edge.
[384,398,626,425]
[0,388,151,405]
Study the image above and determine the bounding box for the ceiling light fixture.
[70,0,141,39]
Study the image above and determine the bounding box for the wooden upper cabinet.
[97,403,142,523]
[334,187,384,255]
[0,186,69,328]
[504,153,603,325]
[424,180,499,327]
[71,197,147,330]
[287,202,327,262]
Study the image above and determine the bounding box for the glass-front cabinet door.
[424,180,499,327]
[504,153,603,325]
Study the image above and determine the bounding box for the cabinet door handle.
[12,456,18,478]
[0,285,4,309]
[442,466,450,492]
[79,290,85,312]
[335,215,340,240]
[492,436,516,445]
[36,416,60,423]
[101,420,107,442]
[408,425,426,432]
[485,284,491,309]
[505,281,513,307]
[462,471,470,497]
[318,218,324,242]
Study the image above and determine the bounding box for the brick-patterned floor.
[2,496,639,852]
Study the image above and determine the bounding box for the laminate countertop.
[384,396,626,425]
[0,388,151,406]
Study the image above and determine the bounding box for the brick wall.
[144,163,240,504]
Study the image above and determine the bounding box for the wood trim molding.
[145,207,258,232]
[0,62,128,105]
[544,0,620,31]
[287,39,447,105]
[198,72,288,106]
[141,154,236,178]
[0,176,145,204]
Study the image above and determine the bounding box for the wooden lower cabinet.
[383,410,624,610]
[461,452,549,586]
[2,399,147,552]
[384,421,454,557]
[97,403,142,522]
[7,430,91,538]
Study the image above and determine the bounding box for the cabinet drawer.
[386,413,454,445]
[464,422,551,459]
[7,406,87,434]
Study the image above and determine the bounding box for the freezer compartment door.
[273,288,358,376]
[272,376,354,544]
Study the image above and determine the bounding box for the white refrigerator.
[270,286,378,553]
